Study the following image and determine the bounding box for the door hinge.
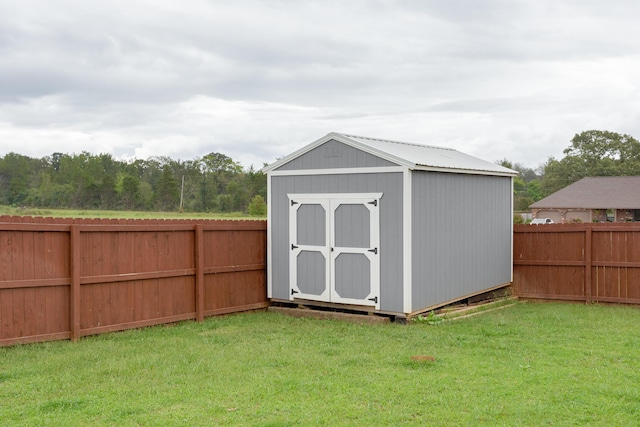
[291,289,299,295]
[368,296,378,303]
[368,248,378,254]
[368,200,378,206]
[291,200,298,206]
[291,244,298,250]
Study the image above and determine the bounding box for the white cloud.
[2,0,640,170]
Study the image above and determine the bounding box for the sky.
[1,0,640,171]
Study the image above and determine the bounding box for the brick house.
[530,176,640,223]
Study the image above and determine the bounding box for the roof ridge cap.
[338,133,455,151]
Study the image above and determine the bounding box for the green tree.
[138,181,154,210]
[248,194,267,216]
[25,172,52,206]
[497,158,542,211]
[116,173,141,209]
[99,173,118,209]
[215,194,232,212]
[226,180,248,212]
[201,153,243,175]
[172,160,202,212]
[542,130,640,196]
[525,180,544,201]
[154,165,179,211]
[0,149,266,214]
[0,153,32,205]
[199,153,244,211]
[244,165,267,199]
[24,171,74,207]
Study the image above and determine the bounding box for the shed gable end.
[275,139,397,171]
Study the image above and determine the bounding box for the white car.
[531,218,554,225]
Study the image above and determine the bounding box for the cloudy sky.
[1,0,640,170]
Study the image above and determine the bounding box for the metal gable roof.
[530,176,640,209]
[262,132,517,176]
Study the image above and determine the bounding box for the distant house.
[530,176,640,223]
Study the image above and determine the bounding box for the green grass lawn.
[2,302,639,426]
[0,205,265,221]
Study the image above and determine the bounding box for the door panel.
[296,251,327,296]
[296,204,326,246]
[334,253,371,300]
[334,204,370,248]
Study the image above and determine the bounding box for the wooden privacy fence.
[0,216,267,346]
[514,223,640,304]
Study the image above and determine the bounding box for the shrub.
[248,195,267,216]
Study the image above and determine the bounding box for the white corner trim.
[510,176,514,283]
[402,167,412,313]
[266,175,273,298]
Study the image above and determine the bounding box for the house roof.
[262,132,517,176]
[530,176,640,209]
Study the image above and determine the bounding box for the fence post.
[585,225,592,304]
[195,224,204,322]
[70,225,81,341]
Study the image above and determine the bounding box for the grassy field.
[0,205,265,220]
[1,302,639,426]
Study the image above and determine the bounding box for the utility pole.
[179,175,185,212]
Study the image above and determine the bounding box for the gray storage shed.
[262,132,517,318]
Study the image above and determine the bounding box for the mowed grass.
[0,205,265,220]
[1,303,640,426]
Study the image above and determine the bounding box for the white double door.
[289,193,381,309]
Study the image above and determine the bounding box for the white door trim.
[288,193,383,309]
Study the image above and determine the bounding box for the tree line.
[0,151,267,215]
[2,130,639,215]
[500,130,640,212]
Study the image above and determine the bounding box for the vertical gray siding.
[411,172,512,310]
[270,172,404,312]
[276,140,396,170]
